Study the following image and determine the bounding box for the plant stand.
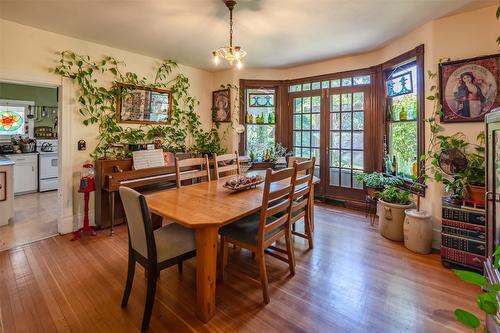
[364,194,378,226]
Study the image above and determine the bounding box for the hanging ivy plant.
[53,51,224,159]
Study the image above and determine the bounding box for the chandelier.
[212,0,247,69]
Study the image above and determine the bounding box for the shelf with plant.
[53,51,224,159]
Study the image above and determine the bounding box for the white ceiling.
[0,0,495,71]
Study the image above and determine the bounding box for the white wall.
[213,5,500,248]
[0,19,214,231]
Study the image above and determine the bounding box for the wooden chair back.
[213,151,240,179]
[288,156,309,175]
[290,157,315,224]
[175,155,211,188]
[258,167,295,247]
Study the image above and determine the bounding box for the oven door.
[39,153,58,179]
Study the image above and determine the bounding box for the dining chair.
[289,157,315,249]
[287,156,308,171]
[213,151,241,179]
[119,186,196,332]
[219,167,295,304]
[175,155,210,188]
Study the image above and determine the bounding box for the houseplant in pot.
[378,185,414,241]
[355,172,402,197]
[463,132,485,202]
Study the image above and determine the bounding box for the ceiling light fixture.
[212,0,246,69]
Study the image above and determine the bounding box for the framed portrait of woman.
[212,89,231,123]
[439,54,500,123]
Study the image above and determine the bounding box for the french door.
[290,85,371,201]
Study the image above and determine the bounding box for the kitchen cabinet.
[9,154,38,194]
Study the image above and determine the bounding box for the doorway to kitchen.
[0,81,62,251]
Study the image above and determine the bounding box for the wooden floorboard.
[0,204,480,333]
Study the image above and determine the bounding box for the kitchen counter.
[0,155,15,166]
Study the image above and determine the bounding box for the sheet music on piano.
[132,149,165,170]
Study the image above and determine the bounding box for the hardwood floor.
[0,203,480,333]
[0,191,58,252]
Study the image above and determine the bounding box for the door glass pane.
[353,92,364,110]
[303,97,311,113]
[341,150,351,168]
[294,131,301,146]
[294,115,302,130]
[312,131,320,147]
[341,113,352,130]
[330,168,339,186]
[311,148,320,164]
[340,169,352,187]
[302,131,310,146]
[353,151,364,170]
[353,132,363,150]
[330,149,340,167]
[331,94,340,111]
[312,96,321,113]
[353,170,364,189]
[330,131,340,148]
[311,114,320,130]
[303,114,311,130]
[341,93,352,111]
[341,132,351,149]
[294,98,302,113]
[353,112,364,130]
[330,113,340,130]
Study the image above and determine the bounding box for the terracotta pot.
[378,200,415,242]
[467,185,485,203]
[403,209,432,254]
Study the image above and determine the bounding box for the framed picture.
[0,171,6,201]
[212,89,231,123]
[439,54,500,123]
[116,84,172,124]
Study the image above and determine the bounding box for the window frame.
[380,45,425,194]
[239,79,285,157]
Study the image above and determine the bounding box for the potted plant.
[192,128,225,157]
[377,185,414,241]
[355,172,402,197]
[269,143,292,166]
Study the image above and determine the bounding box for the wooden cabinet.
[9,154,38,194]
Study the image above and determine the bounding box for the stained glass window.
[249,93,275,107]
[0,106,25,135]
[386,71,413,97]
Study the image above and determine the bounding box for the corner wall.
[0,19,214,231]
[213,5,500,248]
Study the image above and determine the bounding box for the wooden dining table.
[145,170,319,323]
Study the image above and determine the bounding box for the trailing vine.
[53,51,224,159]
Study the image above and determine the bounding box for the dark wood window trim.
[238,45,425,198]
[239,79,286,156]
[379,44,425,196]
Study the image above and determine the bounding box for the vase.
[403,209,433,254]
[378,200,415,241]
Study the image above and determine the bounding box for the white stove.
[36,139,58,192]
